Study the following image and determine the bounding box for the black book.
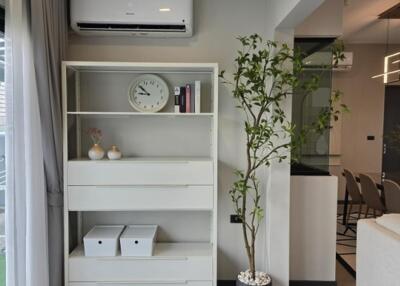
[179,86,186,113]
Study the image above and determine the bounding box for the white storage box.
[120,225,158,256]
[83,225,125,257]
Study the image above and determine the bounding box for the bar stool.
[343,169,363,227]
[382,180,400,213]
[359,174,386,217]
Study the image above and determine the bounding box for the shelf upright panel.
[212,64,219,285]
[75,71,81,158]
[61,61,70,286]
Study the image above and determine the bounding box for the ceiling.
[342,0,400,43]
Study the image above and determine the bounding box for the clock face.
[128,74,170,113]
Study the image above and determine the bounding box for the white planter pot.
[236,270,272,286]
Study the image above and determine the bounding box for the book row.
[174,80,201,113]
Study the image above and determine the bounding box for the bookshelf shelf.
[67,111,214,117]
[68,156,213,162]
[70,242,213,259]
[62,61,218,286]
[69,243,213,283]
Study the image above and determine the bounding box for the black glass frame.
[291,37,336,176]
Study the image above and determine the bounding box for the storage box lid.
[84,225,125,239]
[120,225,158,238]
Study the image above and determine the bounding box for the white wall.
[290,176,337,282]
[68,0,269,280]
[268,0,324,30]
[264,2,326,286]
[267,0,301,29]
[295,0,343,37]
[265,29,294,286]
[332,44,400,200]
[67,0,326,282]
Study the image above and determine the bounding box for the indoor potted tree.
[219,34,345,286]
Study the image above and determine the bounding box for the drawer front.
[83,238,119,257]
[68,185,213,211]
[69,281,213,286]
[67,160,213,186]
[69,257,212,282]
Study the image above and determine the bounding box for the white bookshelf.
[62,61,218,286]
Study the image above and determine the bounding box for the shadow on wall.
[68,32,198,48]
[217,78,268,279]
[218,159,267,279]
[218,160,247,278]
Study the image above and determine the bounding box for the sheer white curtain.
[5,0,50,286]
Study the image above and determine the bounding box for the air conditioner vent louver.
[77,23,186,33]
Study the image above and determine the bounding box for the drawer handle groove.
[94,185,190,189]
[96,281,188,285]
[97,257,189,261]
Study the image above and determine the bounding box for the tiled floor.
[336,203,378,286]
[337,204,376,275]
[337,205,358,274]
[337,261,356,286]
[337,221,357,273]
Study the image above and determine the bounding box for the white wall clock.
[128,74,170,113]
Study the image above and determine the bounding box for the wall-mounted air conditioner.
[70,0,193,37]
[333,52,353,72]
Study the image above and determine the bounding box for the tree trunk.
[250,239,256,279]
[242,220,252,273]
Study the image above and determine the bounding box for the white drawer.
[69,281,213,286]
[67,159,213,186]
[69,244,213,282]
[68,185,213,211]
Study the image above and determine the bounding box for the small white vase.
[88,143,105,160]
[107,145,122,160]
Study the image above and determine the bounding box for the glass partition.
[291,38,335,175]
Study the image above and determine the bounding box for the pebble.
[238,270,271,286]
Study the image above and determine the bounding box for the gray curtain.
[30,0,67,285]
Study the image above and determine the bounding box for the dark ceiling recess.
[379,3,400,19]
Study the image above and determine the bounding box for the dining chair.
[382,180,400,213]
[343,169,363,227]
[359,174,386,217]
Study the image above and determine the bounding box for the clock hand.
[138,85,150,96]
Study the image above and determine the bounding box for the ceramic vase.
[88,143,105,160]
[107,145,122,160]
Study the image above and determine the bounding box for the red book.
[186,84,191,113]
